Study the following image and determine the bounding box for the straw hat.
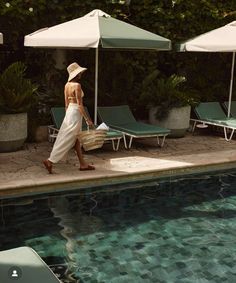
[67,62,87,82]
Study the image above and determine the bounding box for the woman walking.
[43,62,95,174]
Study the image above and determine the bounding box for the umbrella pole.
[94,48,99,125]
[228,52,235,118]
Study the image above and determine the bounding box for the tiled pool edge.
[1,160,236,200]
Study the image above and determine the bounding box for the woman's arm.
[75,84,94,126]
[64,85,69,110]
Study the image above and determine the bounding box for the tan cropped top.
[68,89,84,100]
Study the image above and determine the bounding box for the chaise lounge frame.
[191,102,236,141]
[98,105,170,149]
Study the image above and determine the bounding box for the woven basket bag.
[78,129,107,151]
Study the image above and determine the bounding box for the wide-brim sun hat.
[67,62,87,82]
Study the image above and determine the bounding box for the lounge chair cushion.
[106,130,123,138]
[192,102,236,141]
[98,105,137,126]
[110,122,170,136]
[51,107,65,129]
[195,102,236,126]
[224,101,236,118]
[98,105,170,136]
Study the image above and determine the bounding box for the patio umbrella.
[0,33,3,44]
[24,9,171,123]
[178,21,236,118]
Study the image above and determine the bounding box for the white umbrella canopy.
[24,10,105,48]
[24,9,171,123]
[179,21,236,117]
[0,33,3,44]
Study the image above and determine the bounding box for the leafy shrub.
[0,61,38,114]
[140,71,200,120]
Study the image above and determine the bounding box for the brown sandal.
[79,164,95,171]
[43,160,52,174]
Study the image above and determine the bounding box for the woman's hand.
[87,119,95,129]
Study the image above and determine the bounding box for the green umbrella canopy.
[99,16,171,50]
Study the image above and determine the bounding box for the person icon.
[11,270,18,277]
[8,266,22,280]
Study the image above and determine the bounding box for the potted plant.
[0,62,38,152]
[141,71,199,137]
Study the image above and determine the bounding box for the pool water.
[1,170,236,283]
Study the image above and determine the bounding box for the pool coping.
[1,160,236,200]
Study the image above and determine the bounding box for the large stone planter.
[149,105,191,138]
[0,113,27,152]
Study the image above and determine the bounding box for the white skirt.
[49,103,82,163]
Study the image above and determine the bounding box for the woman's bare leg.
[43,159,53,174]
[74,139,95,170]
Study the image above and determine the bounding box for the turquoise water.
[1,170,236,282]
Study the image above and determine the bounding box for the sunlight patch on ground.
[107,156,192,173]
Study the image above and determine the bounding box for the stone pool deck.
[1,131,236,199]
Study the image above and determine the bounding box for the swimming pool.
[1,169,236,283]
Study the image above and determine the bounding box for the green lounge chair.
[223,101,236,118]
[48,107,66,142]
[48,107,123,151]
[97,105,170,148]
[0,246,60,283]
[191,102,236,141]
